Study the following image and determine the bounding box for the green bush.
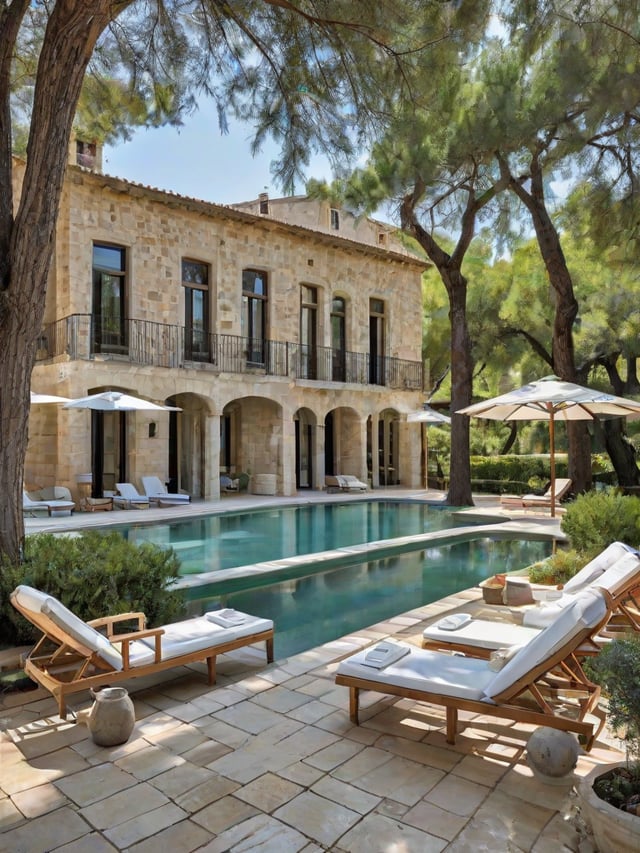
[469,455,569,495]
[527,549,585,586]
[586,635,640,765]
[0,531,186,646]
[560,490,640,558]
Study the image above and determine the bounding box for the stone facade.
[24,159,428,502]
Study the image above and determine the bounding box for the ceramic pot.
[87,687,135,746]
[578,763,640,853]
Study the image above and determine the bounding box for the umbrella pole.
[549,411,556,518]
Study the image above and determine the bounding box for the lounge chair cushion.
[563,541,633,594]
[485,588,607,700]
[424,618,540,651]
[523,548,640,628]
[130,611,275,666]
[336,642,494,701]
[13,585,124,671]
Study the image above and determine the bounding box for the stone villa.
[22,139,428,503]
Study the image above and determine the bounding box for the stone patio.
[0,491,624,850]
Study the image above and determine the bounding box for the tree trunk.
[445,270,474,506]
[505,153,592,495]
[0,1,121,562]
[602,419,640,489]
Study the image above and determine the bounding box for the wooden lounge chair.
[500,478,573,511]
[422,545,640,657]
[142,476,191,504]
[335,588,610,750]
[10,585,274,718]
[114,483,150,509]
[23,489,75,516]
[325,474,368,493]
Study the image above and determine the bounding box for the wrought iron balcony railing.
[35,314,424,390]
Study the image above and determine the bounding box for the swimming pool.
[186,537,552,659]
[117,501,476,575]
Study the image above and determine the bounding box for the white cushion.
[484,588,607,700]
[336,643,494,701]
[13,585,123,671]
[563,541,632,593]
[593,551,640,597]
[423,618,540,651]
[135,613,274,666]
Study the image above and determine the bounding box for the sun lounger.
[23,489,75,516]
[142,476,191,504]
[336,588,610,749]
[422,544,640,657]
[10,585,274,718]
[500,478,572,511]
[114,483,150,509]
[325,474,368,493]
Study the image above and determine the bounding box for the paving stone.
[232,771,302,813]
[148,762,217,798]
[54,762,138,807]
[127,818,212,852]
[103,802,188,848]
[274,790,360,847]
[311,775,381,815]
[0,805,91,853]
[402,798,469,840]
[197,813,308,852]
[0,794,25,828]
[174,773,240,813]
[336,811,448,852]
[191,793,259,835]
[425,772,491,816]
[52,830,120,852]
[79,781,170,830]
[115,744,185,780]
[10,781,68,819]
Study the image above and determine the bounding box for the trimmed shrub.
[527,549,585,586]
[560,490,640,558]
[469,455,569,495]
[0,531,186,646]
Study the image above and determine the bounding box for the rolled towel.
[206,608,248,628]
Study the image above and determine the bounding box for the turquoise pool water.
[187,538,552,659]
[117,501,474,575]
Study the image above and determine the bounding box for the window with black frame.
[92,244,127,354]
[182,259,210,362]
[242,269,268,365]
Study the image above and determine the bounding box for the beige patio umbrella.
[406,404,451,490]
[457,376,640,516]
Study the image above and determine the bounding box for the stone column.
[205,413,221,499]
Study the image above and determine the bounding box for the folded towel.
[361,642,411,669]
[436,613,472,631]
[206,608,248,628]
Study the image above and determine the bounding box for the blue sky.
[103,100,336,206]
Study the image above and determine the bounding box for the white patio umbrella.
[406,404,452,490]
[30,391,72,404]
[457,376,640,516]
[64,391,182,497]
[64,391,181,411]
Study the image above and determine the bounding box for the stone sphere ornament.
[526,727,580,781]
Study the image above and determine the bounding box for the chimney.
[69,133,103,172]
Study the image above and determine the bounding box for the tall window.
[92,244,126,353]
[182,259,210,361]
[330,208,340,230]
[369,298,385,385]
[242,269,268,364]
[300,284,318,379]
[331,296,346,381]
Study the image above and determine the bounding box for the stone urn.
[577,763,640,853]
[87,687,135,746]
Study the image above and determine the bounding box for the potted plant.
[578,634,640,852]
